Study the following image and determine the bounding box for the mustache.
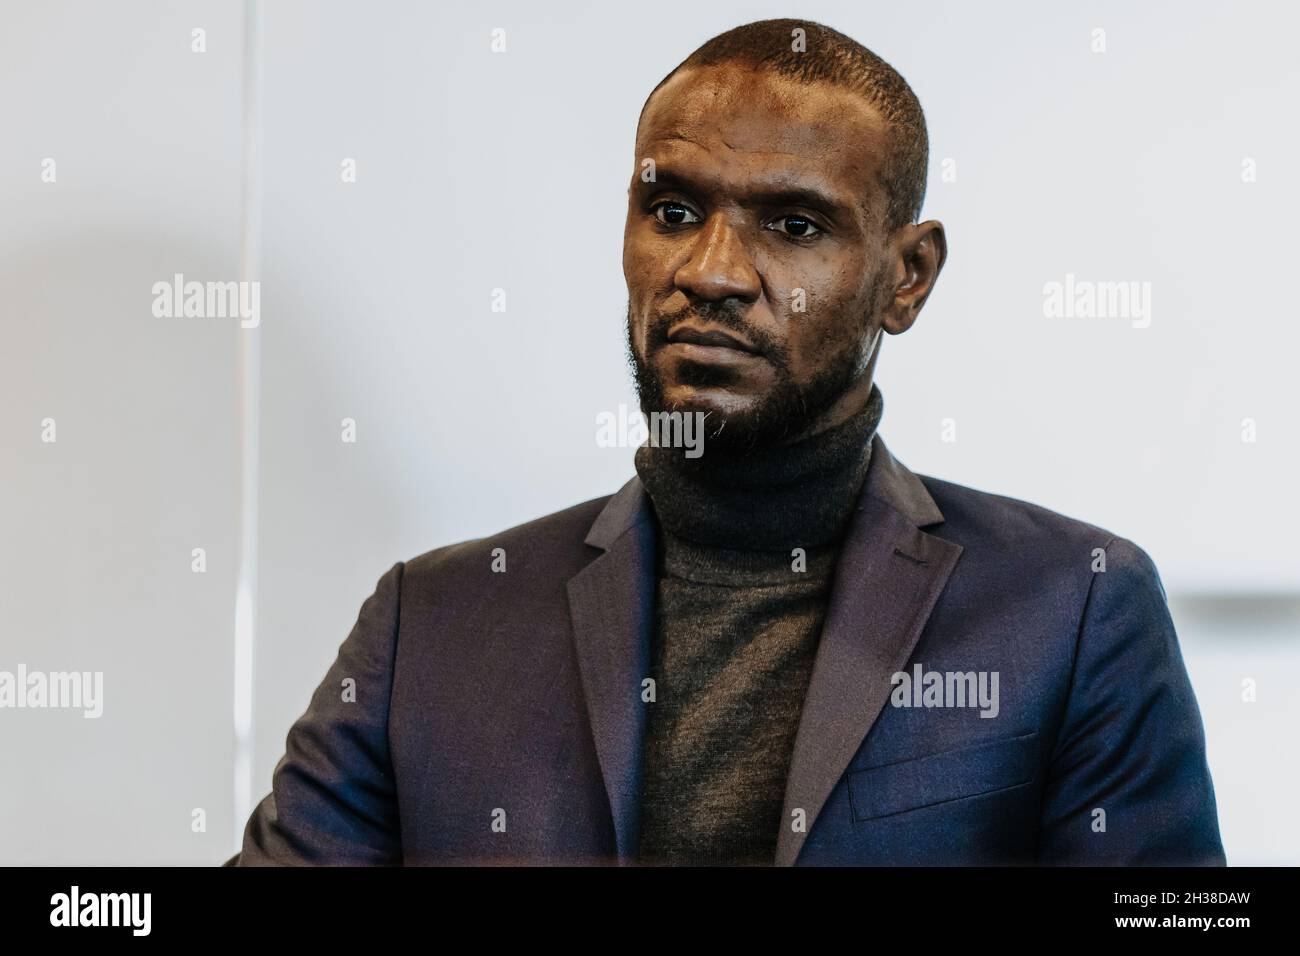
[647,303,786,365]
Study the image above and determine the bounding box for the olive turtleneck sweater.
[632,383,885,865]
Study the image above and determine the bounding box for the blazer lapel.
[565,478,656,863]
[774,435,964,867]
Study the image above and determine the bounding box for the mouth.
[663,323,762,362]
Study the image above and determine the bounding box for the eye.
[652,201,701,226]
[768,215,823,239]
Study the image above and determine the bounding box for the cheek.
[621,227,640,289]
[760,246,868,315]
[766,266,870,376]
[624,224,677,290]
[622,221,652,291]
[783,314,844,380]
[780,293,873,382]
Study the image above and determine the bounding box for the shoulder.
[400,491,615,586]
[919,472,1125,558]
[916,472,1165,602]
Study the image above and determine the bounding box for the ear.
[880,220,947,335]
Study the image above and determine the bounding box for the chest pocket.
[847,731,1039,821]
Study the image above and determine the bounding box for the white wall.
[0,0,243,863]
[2,0,1296,865]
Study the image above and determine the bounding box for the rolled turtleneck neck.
[633,382,884,552]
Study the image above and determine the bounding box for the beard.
[624,288,878,456]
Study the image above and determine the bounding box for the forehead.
[635,64,889,208]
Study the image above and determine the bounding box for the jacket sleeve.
[232,561,405,865]
[1037,538,1225,865]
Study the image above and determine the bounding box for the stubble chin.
[623,301,866,453]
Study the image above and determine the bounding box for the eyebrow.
[635,168,856,224]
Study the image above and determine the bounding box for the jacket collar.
[567,433,962,864]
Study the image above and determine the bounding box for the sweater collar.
[633,383,885,551]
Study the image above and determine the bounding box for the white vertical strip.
[233,0,263,851]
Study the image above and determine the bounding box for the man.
[232,19,1224,866]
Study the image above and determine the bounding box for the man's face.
[624,63,895,450]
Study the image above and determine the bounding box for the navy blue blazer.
[233,435,1225,866]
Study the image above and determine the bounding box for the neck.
[633,382,885,551]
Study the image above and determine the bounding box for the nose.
[673,212,762,304]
